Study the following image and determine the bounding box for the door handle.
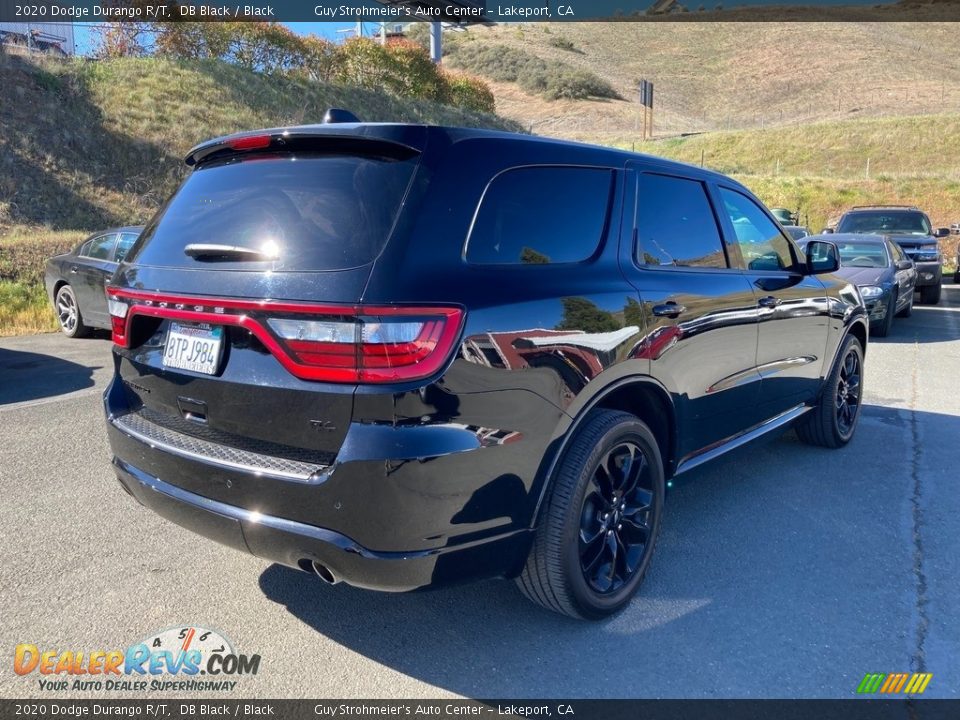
[758,295,782,308]
[652,302,686,318]
[69,266,79,274]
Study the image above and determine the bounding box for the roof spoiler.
[184,128,420,167]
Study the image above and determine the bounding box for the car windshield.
[785,227,808,240]
[836,241,890,268]
[836,210,931,236]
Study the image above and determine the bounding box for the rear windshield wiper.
[184,243,274,261]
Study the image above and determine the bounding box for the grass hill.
[446,22,960,137]
[0,50,519,335]
[0,51,519,232]
[613,114,960,235]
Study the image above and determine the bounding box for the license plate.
[163,322,223,375]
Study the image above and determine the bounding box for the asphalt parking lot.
[1,284,958,700]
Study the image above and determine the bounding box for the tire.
[872,290,896,337]
[953,270,960,284]
[796,334,864,449]
[517,409,665,620]
[895,287,913,318]
[919,282,941,305]
[54,284,89,338]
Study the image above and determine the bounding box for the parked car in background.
[830,205,947,304]
[783,225,810,241]
[770,208,798,225]
[801,233,915,337]
[44,226,142,337]
[103,118,868,619]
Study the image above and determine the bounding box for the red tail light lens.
[106,288,464,384]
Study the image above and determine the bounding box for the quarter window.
[466,166,613,265]
[114,232,139,263]
[635,174,726,268]
[718,188,798,272]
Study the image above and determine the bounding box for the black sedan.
[44,226,142,337]
[801,233,916,337]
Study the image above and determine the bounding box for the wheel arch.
[530,376,677,529]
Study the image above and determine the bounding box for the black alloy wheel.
[578,441,655,594]
[835,346,862,438]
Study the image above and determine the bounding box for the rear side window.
[114,232,138,263]
[635,174,726,268]
[129,153,418,271]
[83,234,118,261]
[466,166,613,265]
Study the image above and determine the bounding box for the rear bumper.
[112,455,532,591]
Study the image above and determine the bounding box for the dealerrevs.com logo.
[13,625,261,692]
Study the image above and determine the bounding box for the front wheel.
[517,409,665,620]
[796,334,864,448]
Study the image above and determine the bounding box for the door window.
[718,188,799,272]
[82,234,118,261]
[634,174,727,268]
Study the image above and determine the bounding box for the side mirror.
[805,239,840,274]
[896,259,914,271]
[935,227,950,238]
[821,227,835,234]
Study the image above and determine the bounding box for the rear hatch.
[106,128,458,481]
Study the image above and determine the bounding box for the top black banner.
[2,0,960,23]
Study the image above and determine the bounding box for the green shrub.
[0,234,78,286]
[442,70,496,114]
[447,43,620,101]
[383,39,450,103]
[545,69,620,100]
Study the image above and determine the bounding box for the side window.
[635,174,727,268]
[466,166,613,265]
[78,240,93,257]
[114,232,139,263]
[718,188,798,272]
[84,233,118,261]
[889,242,905,263]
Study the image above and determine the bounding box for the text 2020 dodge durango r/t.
[104,120,867,619]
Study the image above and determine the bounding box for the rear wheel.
[895,288,913,318]
[517,409,664,619]
[796,334,863,448]
[954,269,960,284]
[919,283,941,305]
[55,285,89,338]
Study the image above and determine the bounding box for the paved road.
[1,286,958,700]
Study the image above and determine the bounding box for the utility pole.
[429,21,442,64]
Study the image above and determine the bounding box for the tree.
[557,297,620,333]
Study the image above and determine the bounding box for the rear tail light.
[107,288,464,384]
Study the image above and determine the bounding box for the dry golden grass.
[464,22,960,136]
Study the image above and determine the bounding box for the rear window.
[129,153,418,271]
[466,166,613,265]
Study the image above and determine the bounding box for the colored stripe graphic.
[857,674,886,693]
[858,673,932,694]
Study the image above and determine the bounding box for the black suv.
[105,120,868,619]
[832,205,948,304]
